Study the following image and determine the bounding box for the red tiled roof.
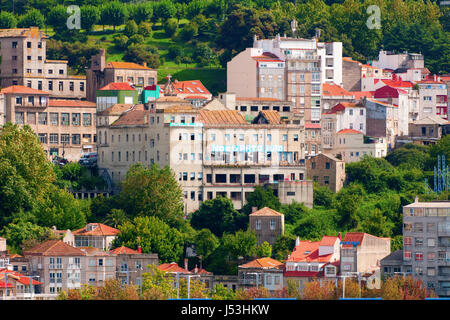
[24,240,85,256]
[250,207,283,217]
[351,91,374,99]
[342,232,365,248]
[252,52,282,61]
[337,129,363,135]
[305,123,321,129]
[72,223,120,236]
[381,79,413,88]
[374,85,407,99]
[239,257,284,269]
[110,246,140,255]
[322,83,353,97]
[0,85,49,95]
[0,280,13,288]
[417,80,444,84]
[190,267,212,275]
[105,61,151,70]
[0,270,42,286]
[319,236,338,246]
[287,239,335,263]
[235,97,281,102]
[48,100,96,107]
[158,263,190,274]
[160,80,211,96]
[99,82,135,91]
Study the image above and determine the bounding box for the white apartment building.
[417,80,448,120]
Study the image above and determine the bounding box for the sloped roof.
[0,269,43,285]
[351,91,374,99]
[158,262,190,274]
[24,240,85,256]
[190,267,212,275]
[380,79,413,88]
[322,83,353,97]
[260,110,282,124]
[98,82,135,91]
[198,110,247,125]
[305,123,321,129]
[97,104,135,116]
[105,61,151,70]
[72,223,120,236]
[412,116,448,125]
[312,153,343,163]
[235,97,281,102]
[341,232,366,248]
[380,250,403,263]
[79,247,115,256]
[250,207,283,217]
[163,104,197,113]
[319,236,339,246]
[159,80,211,96]
[111,109,147,127]
[1,85,49,95]
[156,96,186,102]
[0,28,46,38]
[286,240,334,263]
[337,129,363,135]
[110,246,140,255]
[239,257,284,270]
[48,100,96,108]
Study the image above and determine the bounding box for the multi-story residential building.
[417,80,448,120]
[86,49,157,102]
[110,246,158,286]
[98,105,312,213]
[330,129,387,163]
[78,247,116,288]
[402,198,450,296]
[397,115,449,146]
[372,50,425,71]
[0,268,42,297]
[96,82,139,113]
[306,153,345,193]
[238,257,284,292]
[24,240,86,294]
[340,232,390,274]
[321,83,357,111]
[342,56,391,92]
[72,223,119,251]
[322,102,366,152]
[380,250,406,279]
[284,235,340,290]
[1,85,97,160]
[249,207,284,245]
[0,28,86,99]
[228,34,342,124]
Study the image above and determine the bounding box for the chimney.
[414,196,419,203]
[184,258,188,271]
[295,236,300,246]
[252,207,258,213]
[142,62,147,67]
[138,246,141,253]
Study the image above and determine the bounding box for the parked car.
[52,156,68,167]
[79,152,98,167]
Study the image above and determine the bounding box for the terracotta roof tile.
[97,104,135,116]
[105,61,151,70]
[110,246,140,255]
[305,123,321,129]
[111,108,148,127]
[158,263,190,274]
[322,83,353,97]
[342,232,365,248]
[190,267,212,275]
[79,247,115,256]
[260,110,282,124]
[381,80,414,88]
[48,100,96,108]
[0,28,46,39]
[249,207,283,217]
[1,85,49,95]
[156,96,186,102]
[72,223,120,236]
[319,236,339,247]
[337,129,363,134]
[351,91,374,99]
[0,269,43,285]
[198,110,247,125]
[169,80,211,96]
[235,97,281,102]
[99,82,136,91]
[239,257,284,269]
[24,240,85,256]
[287,240,334,263]
[163,104,197,113]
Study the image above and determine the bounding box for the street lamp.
[174,273,200,299]
[337,272,363,299]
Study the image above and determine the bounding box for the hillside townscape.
[0,0,449,301]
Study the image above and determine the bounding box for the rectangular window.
[49,134,59,144]
[72,113,80,126]
[61,113,69,126]
[72,134,80,145]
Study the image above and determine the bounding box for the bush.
[138,22,152,37]
[127,34,145,45]
[114,34,129,49]
[124,19,139,37]
[179,22,198,41]
[163,18,178,37]
[167,45,183,59]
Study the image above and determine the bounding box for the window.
[48,81,53,91]
[80,82,85,92]
[404,251,411,260]
[83,113,92,126]
[270,219,276,230]
[38,133,47,144]
[59,81,63,91]
[49,134,58,144]
[50,112,58,125]
[72,113,80,126]
[415,238,423,247]
[404,237,412,246]
[415,252,423,261]
[61,113,69,126]
[427,238,436,247]
[72,134,80,145]
[256,220,261,230]
[61,134,70,145]
[12,41,17,48]
[15,112,24,124]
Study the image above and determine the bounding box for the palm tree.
[103,209,129,228]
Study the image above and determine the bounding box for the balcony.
[49,264,63,269]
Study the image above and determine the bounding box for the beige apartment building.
[1,85,96,160]
[86,49,157,102]
[0,28,86,99]
[24,240,116,294]
[98,104,311,213]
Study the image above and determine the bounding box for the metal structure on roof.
[425,155,449,194]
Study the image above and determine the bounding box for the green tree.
[313,183,336,208]
[127,34,145,45]
[138,22,152,38]
[242,186,281,215]
[168,45,183,59]
[0,123,55,227]
[103,208,129,229]
[336,183,365,229]
[0,221,56,254]
[358,208,394,237]
[190,196,239,237]
[255,241,272,258]
[133,2,153,24]
[163,18,178,37]
[80,5,100,32]
[142,264,176,300]
[155,0,177,22]
[47,5,68,32]
[272,234,296,261]
[18,8,45,29]
[113,216,185,263]
[119,164,183,227]
[186,0,205,20]
[124,19,139,37]
[211,283,236,300]
[179,22,198,41]
[222,230,257,260]
[100,1,128,31]
[0,11,17,28]
[193,229,219,262]
[123,44,160,69]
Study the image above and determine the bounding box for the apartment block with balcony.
[79,247,116,288]
[402,198,450,296]
[417,81,448,120]
[0,28,86,99]
[0,85,97,161]
[98,104,311,213]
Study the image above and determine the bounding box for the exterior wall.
[418,83,448,120]
[372,51,424,70]
[0,28,86,99]
[227,48,258,98]
[304,127,322,157]
[274,180,313,208]
[257,61,286,100]
[306,153,345,193]
[249,215,284,245]
[4,92,96,161]
[84,254,116,288]
[96,90,138,112]
[115,253,158,286]
[402,201,450,296]
[238,268,284,291]
[356,236,391,273]
[331,133,387,163]
[342,60,362,91]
